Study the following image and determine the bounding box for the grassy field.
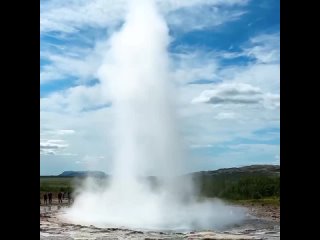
[40,176,109,196]
[40,176,75,193]
[40,174,280,204]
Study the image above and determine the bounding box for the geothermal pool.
[40,204,280,240]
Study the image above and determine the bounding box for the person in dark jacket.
[48,192,52,204]
[43,193,48,205]
[58,192,62,204]
[67,192,71,204]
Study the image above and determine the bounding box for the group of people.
[42,192,52,205]
[41,191,73,205]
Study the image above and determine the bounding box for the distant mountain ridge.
[53,165,279,178]
[189,165,280,199]
[58,171,107,177]
[190,164,280,177]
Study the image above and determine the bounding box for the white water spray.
[65,0,246,231]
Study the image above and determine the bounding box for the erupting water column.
[65,0,246,230]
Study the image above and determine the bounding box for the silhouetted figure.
[48,192,52,204]
[58,192,62,204]
[68,192,71,204]
[43,193,48,205]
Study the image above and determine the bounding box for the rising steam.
[65,0,246,231]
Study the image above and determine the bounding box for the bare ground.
[40,200,279,240]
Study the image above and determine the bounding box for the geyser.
[65,0,246,231]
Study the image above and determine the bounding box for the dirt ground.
[238,203,280,223]
[40,199,280,240]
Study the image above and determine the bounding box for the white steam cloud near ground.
[64,0,246,231]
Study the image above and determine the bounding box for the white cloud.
[40,40,109,84]
[166,6,246,32]
[263,93,280,110]
[190,144,213,149]
[41,84,109,113]
[40,0,127,34]
[186,143,280,172]
[40,0,249,34]
[40,1,279,173]
[40,139,68,155]
[171,50,219,85]
[56,129,75,135]
[243,33,280,64]
[274,154,280,165]
[40,107,114,162]
[40,68,65,83]
[227,143,279,152]
[40,32,280,162]
[40,0,250,85]
[159,32,279,151]
[191,83,280,111]
[192,83,263,105]
[40,54,98,83]
[215,112,235,120]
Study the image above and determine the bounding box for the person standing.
[58,192,62,204]
[43,193,48,205]
[48,192,52,204]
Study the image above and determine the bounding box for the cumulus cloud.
[192,83,263,105]
[40,1,279,173]
[40,139,68,155]
[161,33,279,155]
[192,83,280,112]
[40,129,77,156]
[40,107,114,170]
[221,63,280,93]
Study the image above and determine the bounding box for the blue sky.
[40,0,280,175]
